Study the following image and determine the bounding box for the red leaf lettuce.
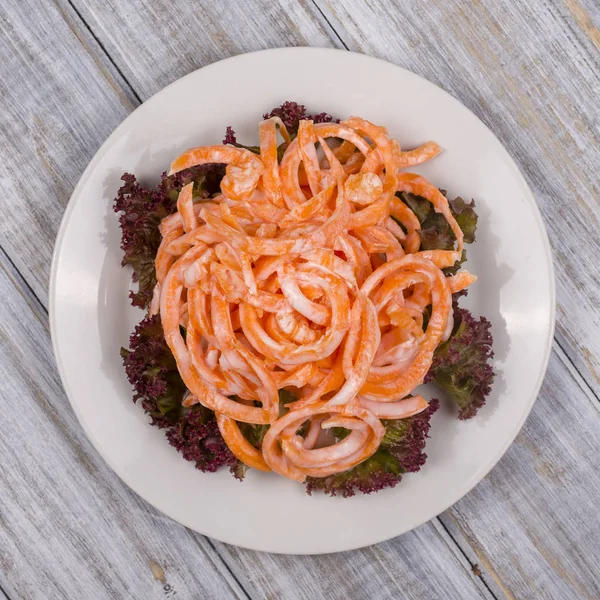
[120,315,237,472]
[305,400,440,497]
[426,294,495,419]
[114,165,224,309]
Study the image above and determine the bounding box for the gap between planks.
[310,0,354,50]
[60,0,142,105]
[200,537,254,600]
[2,0,498,583]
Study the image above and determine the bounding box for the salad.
[116,102,494,497]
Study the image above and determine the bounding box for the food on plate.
[116,102,494,496]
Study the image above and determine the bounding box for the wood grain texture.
[0,5,502,598]
[317,0,600,396]
[0,0,137,307]
[62,0,337,100]
[317,0,600,595]
[214,521,492,600]
[0,0,335,309]
[0,1,496,599]
[0,253,249,599]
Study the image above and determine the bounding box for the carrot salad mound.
[116,103,494,496]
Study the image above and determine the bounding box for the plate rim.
[49,47,556,554]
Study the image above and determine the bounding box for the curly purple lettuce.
[120,314,185,425]
[166,408,238,473]
[426,295,495,420]
[392,191,494,418]
[114,165,225,309]
[116,101,495,496]
[223,101,337,150]
[305,400,440,497]
[120,315,237,473]
[263,101,336,130]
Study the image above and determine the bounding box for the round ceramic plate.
[50,47,555,554]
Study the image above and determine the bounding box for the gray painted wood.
[0,255,496,600]
[315,0,600,398]
[0,0,335,306]
[213,521,493,600]
[2,0,600,598]
[70,0,337,100]
[317,2,600,595]
[0,0,136,307]
[0,2,497,597]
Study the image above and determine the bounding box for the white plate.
[50,48,555,554]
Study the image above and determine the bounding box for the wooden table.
[1,1,599,598]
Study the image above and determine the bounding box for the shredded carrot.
[155,117,472,482]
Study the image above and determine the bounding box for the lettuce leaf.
[426,294,495,419]
[223,101,337,153]
[450,197,478,244]
[120,315,186,424]
[263,101,336,134]
[222,126,260,154]
[166,406,238,473]
[121,315,237,472]
[397,191,478,275]
[113,166,224,309]
[305,400,440,497]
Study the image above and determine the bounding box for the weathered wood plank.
[214,521,494,600]
[315,1,600,596]
[0,0,336,315]
[0,4,504,597]
[0,0,137,307]
[70,0,337,99]
[317,0,600,396]
[440,345,600,599]
[59,2,600,597]
[0,252,248,600]
[4,1,600,599]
